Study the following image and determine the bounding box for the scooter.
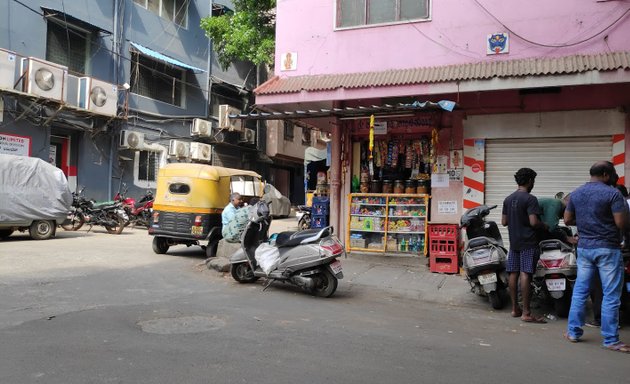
[460,204,509,309]
[296,204,311,231]
[229,201,345,297]
[531,232,577,318]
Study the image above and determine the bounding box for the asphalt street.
[1,226,628,384]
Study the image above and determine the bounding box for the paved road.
[1,228,628,384]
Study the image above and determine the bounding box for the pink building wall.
[275,0,630,77]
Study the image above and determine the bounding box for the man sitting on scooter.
[537,194,577,244]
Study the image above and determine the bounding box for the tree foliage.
[201,0,276,69]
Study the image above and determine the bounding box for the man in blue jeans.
[564,161,629,353]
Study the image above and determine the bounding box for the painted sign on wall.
[0,133,31,156]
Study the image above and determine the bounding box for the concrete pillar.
[330,122,341,234]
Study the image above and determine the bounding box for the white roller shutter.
[485,136,612,248]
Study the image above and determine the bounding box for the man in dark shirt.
[502,168,547,323]
[564,161,629,352]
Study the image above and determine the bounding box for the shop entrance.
[50,134,77,192]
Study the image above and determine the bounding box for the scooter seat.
[275,228,331,247]
[468,236,498,248]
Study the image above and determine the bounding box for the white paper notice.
[438,201,458,214]
[431,173,449,188]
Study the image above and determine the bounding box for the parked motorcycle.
[531,233,577,318]
[114,184,154,228]
[296,204,311,231]
[460,204,509,309]
[61,187,128,234]
[229,200,345,297]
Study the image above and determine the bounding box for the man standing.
[563,161,629,352]
[502,168,547,323]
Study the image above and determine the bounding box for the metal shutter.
[485,136,612,248]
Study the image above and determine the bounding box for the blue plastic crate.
[312,203,329,215]
[312,196,330,205]
[311,214,329,229]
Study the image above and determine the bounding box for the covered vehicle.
[263,184,291,218]
[149,163,263,257]
[0,153,72,240]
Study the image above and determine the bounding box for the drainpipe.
[330,122,342,235]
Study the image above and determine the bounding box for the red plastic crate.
[430,254,459,274]
[429,224,458,240]
[430,239,457,255]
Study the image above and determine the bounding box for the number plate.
[546,278,566,291]
[330,260,343,275]
[478,273,497,285]
[191,226,203,236]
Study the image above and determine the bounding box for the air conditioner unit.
[191,118,212,137]
[0,48,17,91]
[218,104,242,131]
[190,142,212,163]
[168,139,190,159]
[239,128,256,145]
[119,130,145,150]
[77,77,118,117]
[20,57,67,102]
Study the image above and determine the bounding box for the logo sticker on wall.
[487,33,509,55]
[281,52,297,71]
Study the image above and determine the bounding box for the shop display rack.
[347,193,429,256]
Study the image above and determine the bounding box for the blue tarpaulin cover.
[130,42,206,73]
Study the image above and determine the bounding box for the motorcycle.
[460,204,509,309]
[296,204,311,231]
[61,187,128,234]
[229,200,345,297]
[531,232,577,318]
[114,184,154,228]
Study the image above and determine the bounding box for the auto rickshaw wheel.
[152,236,170,254]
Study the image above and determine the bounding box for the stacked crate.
[429,224,459,274]
[311,196,329,229]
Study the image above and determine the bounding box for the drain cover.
[138,316,225,334]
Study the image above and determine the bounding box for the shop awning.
[42,7,111,34]
[255,51,630,96]
[230,100,456,120]
[129,42,206,73]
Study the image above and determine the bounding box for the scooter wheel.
[488,291,504,310]
[230,263,259,283]
[311,269,338,298]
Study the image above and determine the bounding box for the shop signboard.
[0,133,31,156]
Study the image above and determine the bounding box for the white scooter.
[229,200,345,297]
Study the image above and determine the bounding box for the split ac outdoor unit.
[218,104,242,131]
[20,57,67,102]
[119,130,145,150]
[239,128,256,145]
[191,118,212,137]
[168,139,190,159]
[78,77,118,117]
[190,142,212,163]
[0,48,17,91]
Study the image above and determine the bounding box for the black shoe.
[585,320,601,328]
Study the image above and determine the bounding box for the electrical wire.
[473,0,630,48]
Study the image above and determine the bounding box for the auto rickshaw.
[148,163,264,257]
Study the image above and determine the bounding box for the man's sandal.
[603,342,630,353]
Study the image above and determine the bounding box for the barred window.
[46,21,90,74]
[138,150,159,183]
[133,0,188,28]
[337,0,430,28]
[130,52,184,106]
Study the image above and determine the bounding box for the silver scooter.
[229,201,345,297]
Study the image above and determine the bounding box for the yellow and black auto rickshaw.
[148,163,263,257]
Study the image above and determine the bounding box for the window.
[210,84,244,119]
[301,127,311,146]
[168,183,190,194]
[133,0,188,28]
[337,0,430,28]
[138,150,159,182]
[46,20,91,74]
[283,121,294,141]
[130,52,184,106]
